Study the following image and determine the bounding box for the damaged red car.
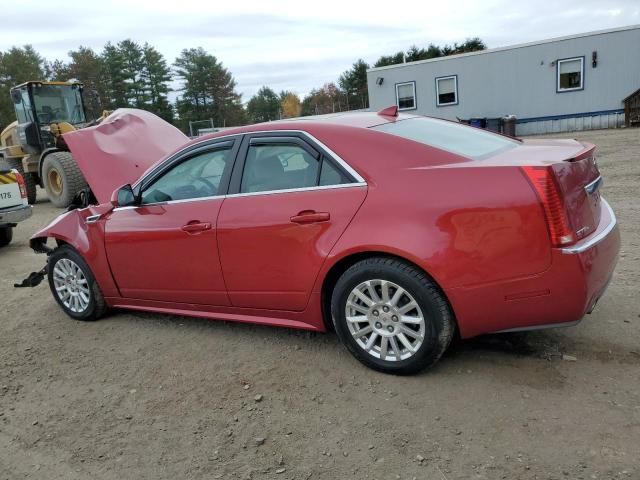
[23,108,619,374]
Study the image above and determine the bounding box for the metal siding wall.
[514,112,625,135]
[367,27,640,129]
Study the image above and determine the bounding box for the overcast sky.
[2,0,638,101]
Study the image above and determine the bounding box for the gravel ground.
[0,127,638,479]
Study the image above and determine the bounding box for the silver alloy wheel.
[345,279,426,361]
[52,258,90,313]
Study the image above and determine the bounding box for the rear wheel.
[0,226,13,247]
[42,152,87,208]
[331,257,455,374]
[47,245,107,321]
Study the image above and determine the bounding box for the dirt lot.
[1,128,639,480]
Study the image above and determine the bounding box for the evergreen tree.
[174,47,245,131]
[101,42,128,109]
[0,45,45,128]
[118,39,147,108]
[374,52,405,68]
[246,86,281,123]
[141,43,173,122]
[338,59,369,110]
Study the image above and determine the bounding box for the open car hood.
[63,109,189,203]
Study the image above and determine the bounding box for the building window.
[557,57,584,92]
[395,81,416,110]
[436,75,458,106]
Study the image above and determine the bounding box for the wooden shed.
[623,88,640,127]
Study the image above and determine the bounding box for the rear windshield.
[372,117,518,159]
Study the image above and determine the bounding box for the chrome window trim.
[226,182,366,199]
[132,129,366,190]
[118,129,367,212]
[112,182,367,211]
[561,198,616,254]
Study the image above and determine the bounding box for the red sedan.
[25,108,619,374]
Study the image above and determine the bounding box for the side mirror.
[111,184,137,207]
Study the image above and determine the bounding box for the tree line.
[247,38,485,121]
[0,37,485,133]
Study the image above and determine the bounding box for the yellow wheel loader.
[0,81,108,207]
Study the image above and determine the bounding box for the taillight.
[521,166,575,247]
[16,172,28,199]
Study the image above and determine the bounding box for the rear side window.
[241,144,318,193]
[240,142,353,194]
[372,117,517,159]
[319,159,350,186]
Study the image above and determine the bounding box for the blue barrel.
[469,118,487,128]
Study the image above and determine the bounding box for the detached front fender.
[30,204,120,297]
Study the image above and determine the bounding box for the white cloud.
[1,0,638,99]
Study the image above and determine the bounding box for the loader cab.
[10,81,87,153]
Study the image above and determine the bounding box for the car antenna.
[377,105,398,117]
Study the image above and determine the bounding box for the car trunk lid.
[490,138,601,246]
[63,108,189,204]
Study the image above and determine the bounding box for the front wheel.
[331,257,455,375]
[47,245,107,321]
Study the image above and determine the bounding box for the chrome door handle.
[181,222,212,234]
[290,211,330,224]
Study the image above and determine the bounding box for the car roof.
[197,110,421,142]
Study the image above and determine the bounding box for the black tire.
[331,257,455,375]
[0,226,12,247]
[47,245,107,321]
[0,155,37,204]
[42,152,87,208]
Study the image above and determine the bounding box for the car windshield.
[32,84,86,125]
[372,117,518,159]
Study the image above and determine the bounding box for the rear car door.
[217,132,367,311]
[103,138,239,305]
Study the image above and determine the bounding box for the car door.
[217,132,367,311]
[104,138,239,305]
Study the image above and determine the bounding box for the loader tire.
[42,152,87,208]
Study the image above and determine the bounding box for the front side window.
[557,57,584,92]
[141,147,232,204]
[395,82,416,111]
[240,142,352,194]
[436,75,458,106]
